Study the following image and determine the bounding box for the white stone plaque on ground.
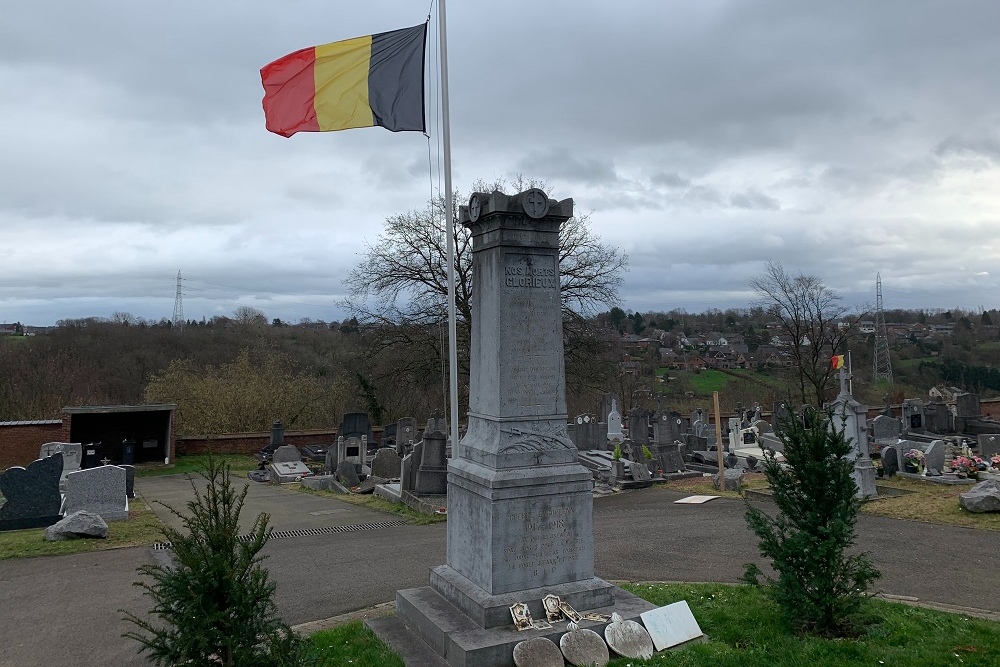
[674,495,720,504]
[640,600,705,651]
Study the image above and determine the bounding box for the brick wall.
[176,427,385,456]
[0,422,65,469]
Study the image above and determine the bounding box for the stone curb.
[290,583,1000,636]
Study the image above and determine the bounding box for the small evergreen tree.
[122,457,316,666]
[743,407,879,636]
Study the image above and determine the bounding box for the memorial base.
[373,582,655,667]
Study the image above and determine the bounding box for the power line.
[171,270,185,330]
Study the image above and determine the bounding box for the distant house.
[858,320,876,334]
[702,332,729,347]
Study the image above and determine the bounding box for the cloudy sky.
[1,1,998,326]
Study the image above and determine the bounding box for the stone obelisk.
[382,189,653,667]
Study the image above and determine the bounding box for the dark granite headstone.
[82,444,99,469]
[0,454,64,531]
[338,412,375,451]
[657,444,685,473]
[120,464,135,499]
[415,430,447,495]
[880,445,899,476]
[335,460,360,488]
[371,448,403,479]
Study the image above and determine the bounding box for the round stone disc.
[604,618,655,659]
[513,636,564,667]
[560,627,610,667]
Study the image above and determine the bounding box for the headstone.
[657,444,685,473]
[414,428,448,495]
[337,436,365,468]
[335,460,361,488]
[872,415,901,443]
[512,637,563,667]
[396,417,418,457]
[425,413,448,439]
[324,446,338,475]
[979,434,1000,459]
[955,392,980,424]
[400,452,414,492]
[0,454,63,531]
[826,367,877,499]
[300,475,335,491]
[120,464,135,499]
[338,412,375,447]
[713,468,743,492]
[959,480,1000,513]
[627,409,650,445]
[371,448,403,480]
[772,401,790,434]
[269,460,311,484]
[901,399,924,432]
[759,431,784,454]
[924,397,952,433]
[924,440,946,473]
[598,393,620,427]
[64,465,128,521]
[667,412,684,443]
[640,600,705,651]
[44,511,108,541]
[559,624,610,667]
[604,613,654,660]
[568,414,605,451]
[628,461,652,482]
[271,445,301,464]
[880,445,899,476]
[607,400,624,443]
[39,442,83,482]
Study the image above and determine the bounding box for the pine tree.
[743,407,879,636]
[122,457,317,666]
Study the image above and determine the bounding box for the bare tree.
[750,261,866,406]
[232,306,268,328]
[343,182,628,410]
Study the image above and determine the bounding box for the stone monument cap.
[461,189,573,226]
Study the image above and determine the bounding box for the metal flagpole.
[437,0,460,450]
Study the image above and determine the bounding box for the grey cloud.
[516,148,618,186]
[729,190,780,211]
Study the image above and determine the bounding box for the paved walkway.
[2,477,999,667]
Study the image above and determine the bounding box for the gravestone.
[371,448,403,479]
[872,415,901,443]
[657,444,685,473]
[269,460,311,484]
[338,412,375,449]
[607,399,624,443]
[120,464,135,499]
[414,427,448,495]
[955,392,980,429]
[395,417,418,457]
[667,412,684,443]
[336,436,366,468]
[512,637,563,667]
[653,413,673,446]
[599,393,620,427]
[82,443,99,469]
[425,413,448,440]
[901,399,924,433]
[567,414,605,451]
[979,434,1000,459]
[40,442,83,483]
[257,420,285,462]
[924,397,951,433]
[271,445,301,464]
[64,465,128,521]
[559,623,610,667]
[880,445,899,476]
[604,613,654,659]
[826,365,877,499]
[0,454,63,531]
[772,401,790,434]
[628,461,652,482]
[335,460,361,488]
[924,440,946,473]
[386,190,652,666]
[640,601,705,651]
[627,409,650,445]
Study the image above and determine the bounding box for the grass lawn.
[134,453,257,478]
[667,472,771,499]
[687,370,731,394]
[865,476,1000,531]
[293,485,446,526]
[310,583,1000,666]
[0,497,164,559]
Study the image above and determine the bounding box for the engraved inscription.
[501,505,582,579]
[504,254,557,289]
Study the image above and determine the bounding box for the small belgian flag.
[831,354,846,370]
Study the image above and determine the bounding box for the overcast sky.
[1,1,998,326]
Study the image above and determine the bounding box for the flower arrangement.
[953,455,984,478]
[904,448,926,475]
[991,454,1000,471]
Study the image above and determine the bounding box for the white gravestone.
[640,600,705,651]
[607,400,624,443]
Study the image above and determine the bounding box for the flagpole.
[437,0,460,450]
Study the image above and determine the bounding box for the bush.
[743,407,879,636]
[121,457,318,666]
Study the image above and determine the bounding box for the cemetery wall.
[176,426,385,455]
[0,421,65,469]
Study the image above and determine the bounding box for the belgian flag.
[261,23,426,137]
[831,355,846,370]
